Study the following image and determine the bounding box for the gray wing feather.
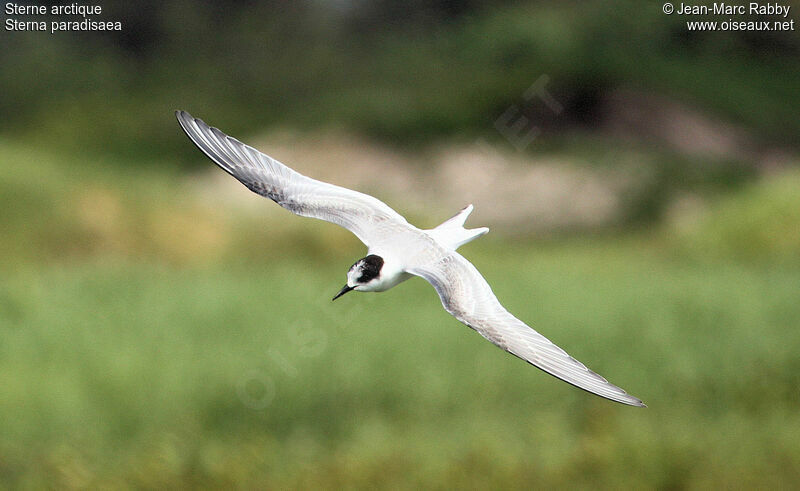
[408,253,645,407]
[176,110,408,246]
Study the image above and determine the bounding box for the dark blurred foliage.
[0,0,798,163]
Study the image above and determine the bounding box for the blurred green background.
[1,0,800,488]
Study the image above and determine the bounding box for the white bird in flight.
[176,110,645,407]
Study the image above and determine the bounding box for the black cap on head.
[356,255,384,283]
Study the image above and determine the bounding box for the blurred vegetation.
[3,245,800,488]
[672,170,800,261]
[2,0,795,226]
[1,134,800,487]
[1,0,798,162]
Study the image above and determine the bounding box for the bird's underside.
[176,110,645,407]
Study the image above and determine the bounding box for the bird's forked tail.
[425,204,489,250]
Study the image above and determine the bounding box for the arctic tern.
[176,110,645,407]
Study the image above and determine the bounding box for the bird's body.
[362,206,486,292]
[176,110,645,407]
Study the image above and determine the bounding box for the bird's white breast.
[363,227,448,292]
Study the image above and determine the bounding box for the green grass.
[2,139,800,487]
[672,169,800,262]
[1,242,800,488]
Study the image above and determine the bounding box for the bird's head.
[332,254,384,300]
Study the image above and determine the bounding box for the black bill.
[332,285,354,301]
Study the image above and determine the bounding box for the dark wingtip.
[628,396,647,408]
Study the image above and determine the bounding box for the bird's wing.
[407,252,645,406]
[176,110,409,247]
